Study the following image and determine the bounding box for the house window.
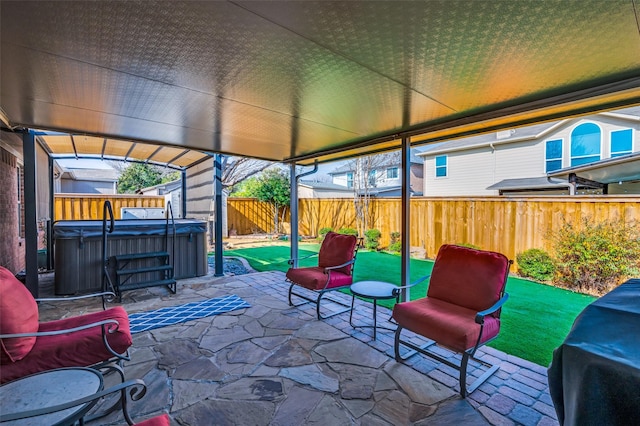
[545,139,563,173]
[346,172,353,188]
[571,123,601,166]
[435,155,447,177]
[386,167,398,179]
[368,170,376,186]
[611,129,633,157]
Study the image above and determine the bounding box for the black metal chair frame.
[287,239,361,320]
[0,377,147,425]
[394,260,512,397]
[0,291,132,421]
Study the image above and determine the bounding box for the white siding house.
[420,107,640,196]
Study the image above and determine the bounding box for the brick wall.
[0,146,24,273]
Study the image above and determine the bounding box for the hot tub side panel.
[53,220,208,295]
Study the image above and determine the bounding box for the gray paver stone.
[172,380,218,411]
[385,362,455,405]
[279,364,339,393]
[314,339,388,368]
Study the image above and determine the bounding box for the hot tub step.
[113,251,169,262]
[118,279,177,293]
[116,265,173,276]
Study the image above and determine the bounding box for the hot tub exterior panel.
[53,220,208,295]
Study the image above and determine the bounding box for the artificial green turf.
[225,243,596,366]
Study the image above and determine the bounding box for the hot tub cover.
[53,219,207,239]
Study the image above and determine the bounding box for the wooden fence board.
[54,194,165,221]
[228,196,640,270]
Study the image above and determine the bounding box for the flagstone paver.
[34,270,559,426]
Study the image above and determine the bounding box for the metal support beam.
[23,130,38,297]
[47,155,54,270]
[213,154,224,277]
[290,161,318,267]
[400,136,411,301]
[290,164,298,268]
[181,169,187,219]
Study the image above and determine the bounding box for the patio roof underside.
[2,1,640,166]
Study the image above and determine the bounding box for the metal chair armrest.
[0,319,121,339]
[0,379,146,423]
[288,253,318,265]
[391,274,431,297]
[475,293,509,324]
[323,258,355,273]
[35,291,117,303]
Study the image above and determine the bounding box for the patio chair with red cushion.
[0,266,133,385]
[286,231,359,320]
[392,244,512,397]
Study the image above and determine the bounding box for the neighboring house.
[318,151,424,198]
[419,106,640,196]
[138,179,183,218]
[298,180,353,198]
[54,159,118,194]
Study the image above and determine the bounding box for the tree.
[349,152,400,236]
[117,163,163,194]
[241,168,290,234]
[221,157,272,191]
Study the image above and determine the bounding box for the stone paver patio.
[37,269,559,426]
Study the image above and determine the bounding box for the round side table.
[0,367,104,425]
[349,280,399,340]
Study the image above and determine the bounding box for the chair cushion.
[0,266,39,363]
[427,244,509,314]
[136,413,170,426]
[286,266,353,291]
[0,306,132,384]
[318,232,357,275]
[392,297,500,353]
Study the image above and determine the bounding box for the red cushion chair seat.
[392,297,500,353]
[0,306,132,384]
[285,266,353,291]
[135,413,171,426]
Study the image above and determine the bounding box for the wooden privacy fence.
[228,196,640,268]
[54,194,165,220]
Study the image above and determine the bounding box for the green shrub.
[456,242,480,250]
[388,231,401,253]
[337,227,358,236]
[517,248,556,282]
[364,229,382,250]
[551,217,640,294]
[318,227,333,242]
[388,241,402,253]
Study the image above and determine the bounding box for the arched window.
[571,123,601,166]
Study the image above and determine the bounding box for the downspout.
[290,161,318,268]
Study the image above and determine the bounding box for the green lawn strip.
[225,243,596,366]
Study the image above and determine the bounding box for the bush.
[551,218,640,294]
[388,231,401,253]
[364,229,382,250]
[456,242,480,250]
[517,248,556,282]
[337,227,358,236]
[388,242,402,253]
[318,227,333,242]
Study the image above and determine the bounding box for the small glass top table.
[349,280,400,340]
[0,367,104,425]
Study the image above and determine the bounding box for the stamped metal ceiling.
[2,1,640,166]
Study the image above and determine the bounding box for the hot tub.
[53,219,208,295]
